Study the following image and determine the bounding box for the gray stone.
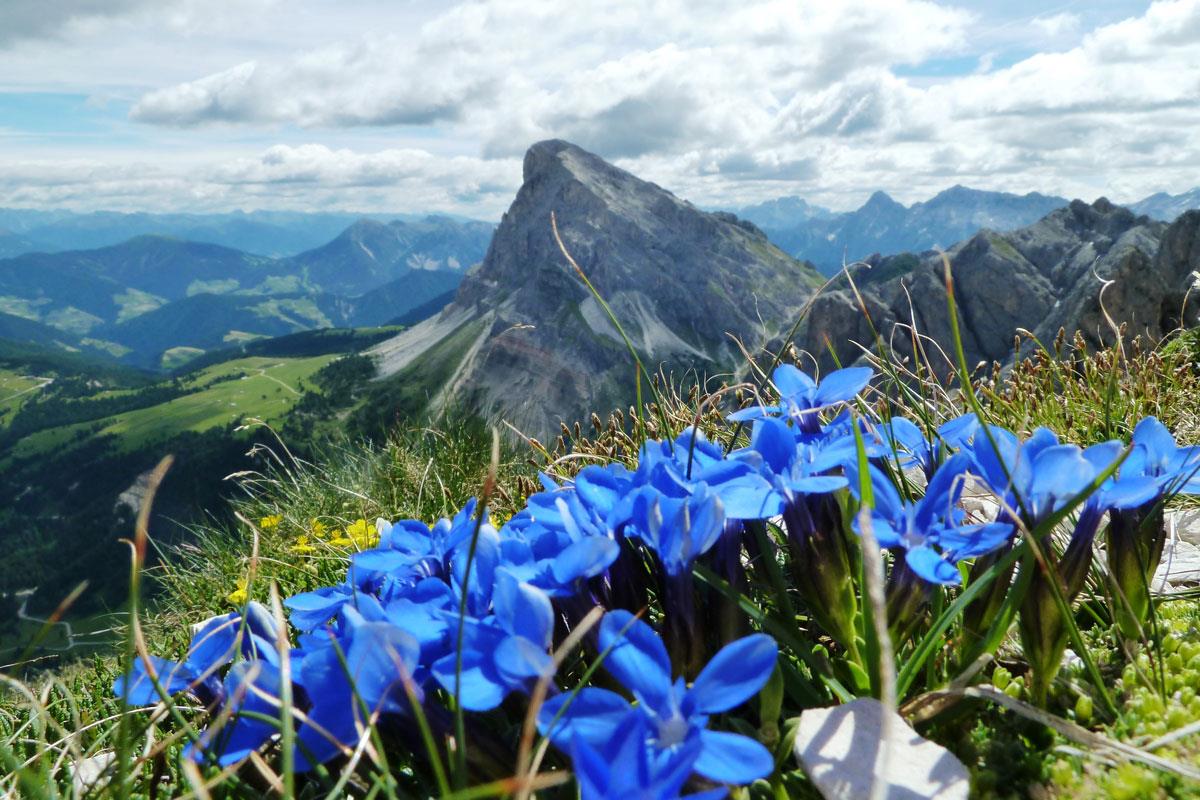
[1154,536,1200,590]
[795,697,970,800]
[71,750,116,794]
[1172,509,1200,549]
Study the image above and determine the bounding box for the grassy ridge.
[6,355,335,461]
[0,369,48,425]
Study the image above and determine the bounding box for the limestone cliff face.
[370,140,823,437]
[801,199,1194,372]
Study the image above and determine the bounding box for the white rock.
[1172,509,1200,549]
[71,750,116,794]
[794,697,969,800]
[1154,537,1200,589]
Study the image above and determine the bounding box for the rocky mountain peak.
[371,140,823,438]
[522,138,580,181]
[863,190,903,211]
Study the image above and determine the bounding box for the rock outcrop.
[369,139,823,438]
[801,200,1197,373]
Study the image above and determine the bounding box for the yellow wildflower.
[226,577,248,605]
[290,535,316,555]
[345,518,379,548]
[310,518,328,539]
[329,519,378,549]
[259,514,283,531]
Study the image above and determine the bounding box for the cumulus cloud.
[0,0,154,46]
[6,0,1200,215]
[0,146,521,215]
[132,34,496,126]
[131,0,971,144]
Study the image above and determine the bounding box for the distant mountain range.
[1129,188,1200,223]
[0,216,493,368]
[735,185,1200,275]
[0,208,481,259]
[736,186,1068,274]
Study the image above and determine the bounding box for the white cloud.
[131,0,971,143]
[1031,12,1082,38]
[0,0,153,46]
[0,146,521,215]
[3,0,1198,215]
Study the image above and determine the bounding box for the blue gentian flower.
[627,485,726,576]
[1121,416,1200,495]
[751,416,855,498]
[876,413,979,477]
[538,611,778,786]
[969,427,1098,524]
[292,604,423,770]
[115,602,279,706]
[728,365,872,432]
[430,570,557,711]
[185,659,287,767]
[572,713,728,800]
[852,453,1012,584]
[285,583,356,632]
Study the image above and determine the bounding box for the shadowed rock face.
[371,139,824,438]
[800,199,1198,374]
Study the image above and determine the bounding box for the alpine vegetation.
[113,357,1200,797]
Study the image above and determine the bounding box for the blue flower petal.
[285,585,352,631]
[115,656,201,706]
[494,635,554,684]
[693,729,774,784]
[537,687,632,748]
[345,622,421,710]
[185,613,239,675]
[714,475,783,519]
[750,417,795,475]
[813,366,873,407]
[773,364,817,403]
[432,648,508,712]
[551,536,620,584]
[598,610,673,712]
[727,405,780,423]
[905,545,962,585]
[687,634,777,714]
[494,571,555,646]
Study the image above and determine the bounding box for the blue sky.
[0,0,1194,217]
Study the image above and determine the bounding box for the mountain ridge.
[799,197,1189,373]
[0,216,493,367]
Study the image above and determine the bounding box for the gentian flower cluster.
[118,362,1200,793]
